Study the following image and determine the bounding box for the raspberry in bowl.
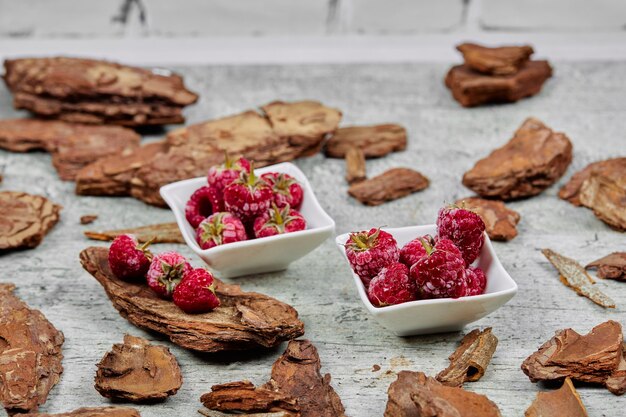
[161,162,335,278]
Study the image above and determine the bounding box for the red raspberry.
[399,235,434,268]
[368,262,417,307]
[223,165,273,223]
[465,266,487,296]
[261,172,304,209]
[410,238,467,299]
[146,251,192,299]
[207,154,251,194]
[108,234,152,281]
[195,212,247,249]
[173,268,221,314]
[253,204,307,238]
[437,205,486,266]
[185,186,221,228]
[345,228,399,288]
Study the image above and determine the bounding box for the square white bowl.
[161,162,335,278]
[335,225,517,336]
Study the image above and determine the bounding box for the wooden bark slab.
[456,197,520,241]
[95,335,182,402]
[524,378,588,417]
[200,340,346,417]
[344,147,366,184]
[586,252,626,281]
[348,168,429,206]
[559,158,626,205]
[462,118,572,200]
[19,407,141,417]
[79,247,304,352]
[325,124,407,158]
[384,371,502,417]
[457,43,534,76]
[0,191,62,251]
[0,283,64,415]
[578,162,626,231]
[445,61,552,107]
[84,222,184,244]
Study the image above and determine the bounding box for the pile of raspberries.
[185,155,306,249]
[108,235,220,314]
[345,205,487,307]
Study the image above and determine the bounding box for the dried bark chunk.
[524,378,588,417]
[348,168,429,206]
[84,222,183,244]
[521,320,625,394]
[345,147,366,184]
[576,161,626,231]
[201,340,346,417]
[18,406,141,417]
[0,191,62,251]
[456,198,520,241]
[542,248,615,308]
[325,124,407,158]
[436,328,498,387]
[95,335,182,402]
[463,118,573,200]
[559,158,626,205]
[385,371,502,417]
[80,215,98,225]
[79,247,304,352]
[457,43,534,75]
[586,252,626,281]
[0,283,64,414]
[445,61,552,107]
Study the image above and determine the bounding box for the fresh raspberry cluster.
[345,204,487,308]
[107,234,220,314]
[185,155,306,249]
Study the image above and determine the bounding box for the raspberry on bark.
[173,268,221,314]
[345,228,399,288]
[261,172,304,209]
[146,251,192,299]
[185,186,221,228]
[399,235,434,268]
[253,204,307,238]
[207,153,251,194]
[108,234,152,281]
[410,238,468,299]
[223,164,273,223]
[368,262,417,307]
[465,266,487,296]
[195,212,247,249]
[437,204,486,266]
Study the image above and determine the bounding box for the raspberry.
[465,266,487,296]
[399,235,434,268]
[185,186,221,228]
[345,228,399,288]
[195,212,247,249]
[207,154,251,194]
[146,251,192,299]
[261,172,304,209]
[253,204,307,238]
[368,263,417,307]
[437,204,486,266]
[108,234,152,281]
[173,268,221,314]
[410,238,467,299]
[223,165,273,223]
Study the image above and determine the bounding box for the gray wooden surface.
[1,62,625,417]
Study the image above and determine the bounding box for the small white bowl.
[161,162,335,278]
[335,225,517,336]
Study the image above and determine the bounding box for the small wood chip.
[348,168,429,206]
[84,222,184,244]
[436,328,498,387]
[80,215,98,225]
[525,378,588,417]
[325,124,407,158]
[542,248,615,308]
[345,147,366,184]
[586,252,626,281]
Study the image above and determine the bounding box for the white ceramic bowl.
[335,225,517,336]
[161,162,335,278]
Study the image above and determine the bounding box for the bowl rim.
[335,224,518,314]
[160,162,336,257]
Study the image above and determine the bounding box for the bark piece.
[605,344,626,395]
[521,320,625,394]
[95,335,182,402]
[80,215,98,225]
[524,378,588,417]
[384,371,502,417]
[84,222,183,244]
[456,197,520,241]
[462,118,573,200]
[345,147,366,184]
[436,328,498,387]
[18,406,141,417]
[0,283,64,414]
[0,191,62,251]
[559,158,626,205]
[348,168,429,206]
[578,163,626,231]
[200,340,346,417]
[445,61,552,107]
[586,252,626,281]
[457,43,534,75]
[325,124,407,158]
[542,248,615,308]
[79,247,304,352]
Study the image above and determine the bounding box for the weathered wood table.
[1,61,625,416]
